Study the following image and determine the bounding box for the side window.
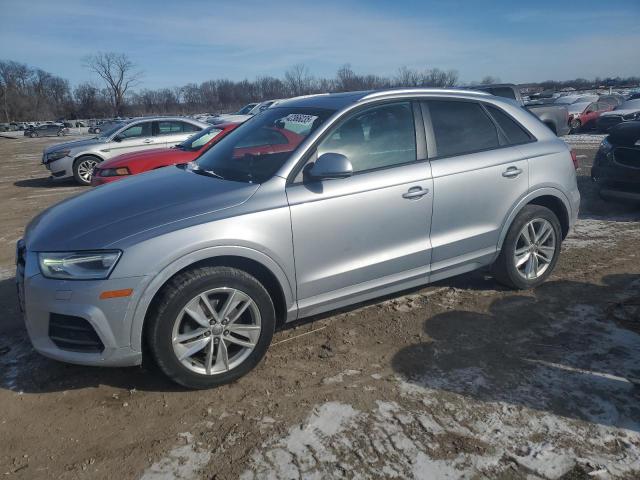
[182,122,201,132]
[585,103,597,113]
[120,122,151,139]
[157,121,185,135]
[316,102,416,173]
[485,105,533,145]
[427,100,499,157]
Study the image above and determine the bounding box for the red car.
[568,101,614,132]
[91,122,239,186]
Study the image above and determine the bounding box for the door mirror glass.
[308,153,353,180]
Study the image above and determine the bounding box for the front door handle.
[402,186,429,199]
[502,166,523,178]
[143,139,154,144]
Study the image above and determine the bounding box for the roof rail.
[361,88,490,101]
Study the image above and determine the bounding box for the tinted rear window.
[427,101,499,157]
[485,105,533,145]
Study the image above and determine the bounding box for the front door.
[106,121,157,159]
[286,101,433,317]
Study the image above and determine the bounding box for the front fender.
[127,245,296,351]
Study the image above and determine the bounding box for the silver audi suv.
[42,116,208,185]
[18,89,580,388]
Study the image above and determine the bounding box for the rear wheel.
[146,266,275,389]
[73,156,100,185]
[29,131,36,138]
[492,205,561,289]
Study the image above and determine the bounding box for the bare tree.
[83,52,142,116]
[284,64,315,96]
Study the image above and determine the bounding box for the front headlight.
[622,112,639,120]
[38,251,121,280]
[99,167,130,177]
[47,150,70,162]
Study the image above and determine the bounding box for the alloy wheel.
[171,287,261,376]
[514,218,556,280]
[77,159,98,182]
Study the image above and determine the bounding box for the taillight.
[570,150,579,169]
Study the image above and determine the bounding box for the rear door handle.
[502,166,523,178]
[402,186,429,199]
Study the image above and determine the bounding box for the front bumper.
[17,246,148,366]
[43,155,74,181]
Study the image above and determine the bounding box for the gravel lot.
[0,133,639,479]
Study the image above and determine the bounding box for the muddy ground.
[0,134,639,479]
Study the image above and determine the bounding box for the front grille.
[49,314,105,353]
[614,147,640,169]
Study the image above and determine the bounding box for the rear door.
[155,120,201,148]
[423,99,531,281]
[106,121,156,158]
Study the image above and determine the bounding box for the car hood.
[601,108,640,117]
[98,148,194,169]
[44,137,104,154]
[25,166,259,251]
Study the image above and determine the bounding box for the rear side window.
[427,100,499,157]
[485,105,533,145]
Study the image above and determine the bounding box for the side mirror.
[308,153,353,180]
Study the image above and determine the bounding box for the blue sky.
[0,0,638,89]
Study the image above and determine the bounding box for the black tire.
[492,205,562,290]
[570,119,581,133]
[94,127,101,134]
[29,131,36,138]
[72,156,100,185]
[146,266,275,389]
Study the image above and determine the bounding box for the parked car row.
[24,124,70,137]
[474,84,639,134]
[20,87,581,389]
[42,116,208,184]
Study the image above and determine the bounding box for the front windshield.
[178,126,223,151]
[98,122,125,138]
[195,107,334,183]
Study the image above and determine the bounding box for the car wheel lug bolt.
[224,330,229,336]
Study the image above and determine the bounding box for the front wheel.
[73,156,100,185]
[570,119,582,132]
[146,266,275,389]
[492,205,561,290]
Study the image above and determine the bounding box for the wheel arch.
[129,246,295,353]
[498,188,571,250]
